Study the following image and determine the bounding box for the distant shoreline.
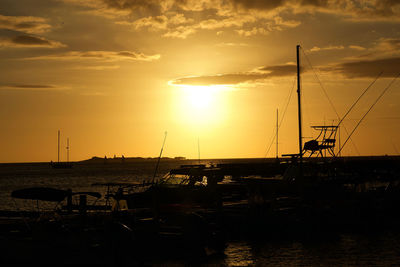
[0,155,399,165]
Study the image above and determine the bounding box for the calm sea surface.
[1,159,400,266]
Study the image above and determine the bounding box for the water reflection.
[224,241,254,266]
[222,231,400,266]
[2,161,400,266]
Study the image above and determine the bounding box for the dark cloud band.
[171,64,297,86]
[171,56,400,86]
[324,57,400,78]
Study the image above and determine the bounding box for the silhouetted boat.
[109,165,224,213]
[107,132,224,216]
[50,161,73,168]
[51,130,73,168]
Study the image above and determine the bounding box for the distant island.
[80,156,186,163]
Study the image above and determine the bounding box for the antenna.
[152,131,168,184]
[276,109,279,159]
[198,137,201,164]
[58,130,60,163]
[391,140,399,155]
[66,138,69,163]
[338,125,341,157]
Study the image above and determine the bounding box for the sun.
[183,85,215,110]
[172,84,229,128]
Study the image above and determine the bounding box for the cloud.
[348,45,366,51]
[0,35,66,48]
[131,13,258,38]
[342,38,400,60]
[72,65,120,70]
[162,25,197,39]
[130,15,169,30]
[309,45,345,52]
[375,38,400,53]
[63,0,299,38]
[0,84,67,91]
[258,64,297,76]
[172,73,268,86]
[0,14,51,34]
[294,0,400,21]
[308,44,369,53]
[273,16,301,28]
[102,0,163,14]
[27,50,161,61]
[64,0,400,21]
[237,27,269,37]
[129,13,194,31]
[230,0,286,11]
[63,0,163,18]
[132,13,300,38]
[61,0,400,40]
[171,63,297,86]
[323,57,400,78]
[171,55,400,87]
[216,42,249,47]
[196,15,256,30]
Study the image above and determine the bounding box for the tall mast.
[338,126,341,157]
[296,45,303,162]
[67,138,69,163]
[276,109,278,159]
[198,137,201,164]
[152,131,167,184]
[58,130,60,163]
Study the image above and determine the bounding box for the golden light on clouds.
[1,0,400,162]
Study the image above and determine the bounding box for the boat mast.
[58,130,60,163]
[198,137,201,164]
[338,126,341,157]
[152,131,168,184]
[276,109,279,159]
[296,45,303,162]
[67,138,69,163]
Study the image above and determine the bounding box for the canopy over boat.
[11,187,68,202]
[11,187,101,201]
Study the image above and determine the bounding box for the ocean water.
[1,159,400,266]
[0,159,190,210]
[0,158,268,211]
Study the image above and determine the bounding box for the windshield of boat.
[160,173,207,186]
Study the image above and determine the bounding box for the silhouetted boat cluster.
[3,154,399,264]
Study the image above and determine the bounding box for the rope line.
[336,72,383,128]
[338,73,400,154]
[264,76,296,157]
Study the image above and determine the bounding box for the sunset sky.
[1,0,400,163]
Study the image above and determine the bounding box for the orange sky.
[1,0,400,163]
